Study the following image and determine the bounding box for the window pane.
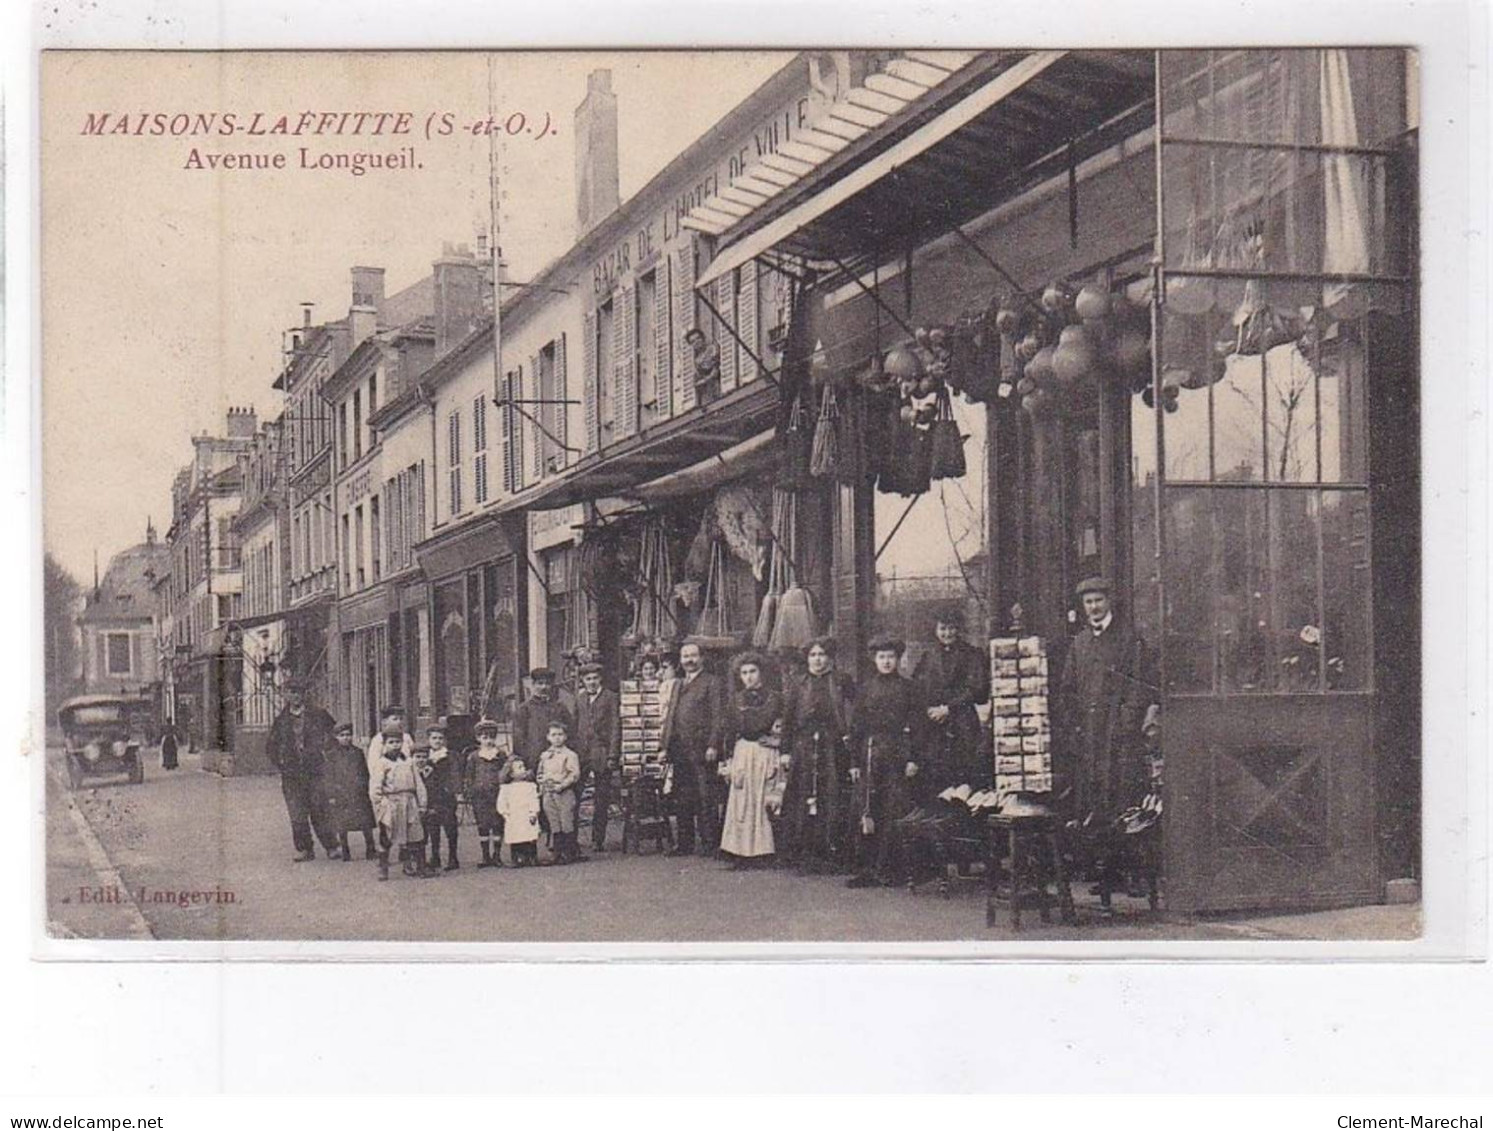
[1162,49,1407,150]
[1315,315,1374,483]
[1212,354,1266,483]
[1158,309,1216,481]
[1160,487,1214,692]
[1321,488,1372,690]
[1263,341,1319,482]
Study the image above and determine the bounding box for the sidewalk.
[48,745,1420,945]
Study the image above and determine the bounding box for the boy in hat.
[536,720,583,864]
[366,704,414,774]
[368,713,428,880]
[463,717,508,867]
[325,721,379,862]
[419,720,461,872]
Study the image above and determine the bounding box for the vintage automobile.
[57,694,152,788]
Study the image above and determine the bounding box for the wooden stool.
[986,812,1077,929]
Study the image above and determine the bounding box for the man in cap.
[573,661,620,852]
[324,720,379,861]
[912,608,990,793]
[266,679,342,862]
[512,667,574,770]
[1059,577,1158,910]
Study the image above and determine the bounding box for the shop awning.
[492,379,780,514]
[695,49,1155,290]
[413,510,524,581]
[627,429,777,503]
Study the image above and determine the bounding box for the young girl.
[496,757,541,867]
[536,721,583,864]
[463,718,508,868]
[369,730,429,880]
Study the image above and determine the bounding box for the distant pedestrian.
[160,721,179,771]
[464,717,508,868]
[536,721,583,864]
[497,757,541,867]
[266,680,342,862]
[324,722,378,862]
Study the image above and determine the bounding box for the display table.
[986,810,1077,929]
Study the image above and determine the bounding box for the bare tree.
[44,552,83,712]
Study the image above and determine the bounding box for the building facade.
[77,523,169,708]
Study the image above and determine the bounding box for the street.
[44,747,1418,944]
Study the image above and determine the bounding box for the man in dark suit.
[1059,577,1158,908]
[266,680,341,862]
[573,662,620,852]
[511,667,574,767]
[659,640,726,856]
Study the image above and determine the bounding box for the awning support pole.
[500,396,582,454]
[521,546,552,598]
[696,292,781,388]
[827,254,918,341]
[875,494,922,561]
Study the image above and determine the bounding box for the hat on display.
[1074,576,1112,598]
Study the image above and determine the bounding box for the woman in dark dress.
[846,636,925,889]
[781,637,856,874]
[718,652,785,868]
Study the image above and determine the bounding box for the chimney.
[226,406,257,439]
[349,266,384,346]
[574,69,620,239]
[432,244,484,358]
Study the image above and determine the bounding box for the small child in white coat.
[496,758,541,867]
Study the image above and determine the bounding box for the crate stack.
[618,678,667,778]
[989,634,1053,795]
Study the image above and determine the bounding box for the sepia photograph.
[39,45,1427,947]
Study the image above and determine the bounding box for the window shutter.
[131,633,141,677]
[674,240,697,412]
[738,261,759,383]
[530,354,545,480]
[555,333,569,459]
[717,274,739,393]
[654,261,672,418]
[501,373,517,493]
[583,311,599,453]
[97,634,107,681]
[512,369,525,490]
[616,283,638,438]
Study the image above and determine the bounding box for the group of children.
[352,705,588,881]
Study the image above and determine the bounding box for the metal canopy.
[491,380,780,514]
[696,49,1155,292]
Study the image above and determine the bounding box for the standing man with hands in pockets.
[659,640,727,857]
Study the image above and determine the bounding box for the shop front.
[684,48,1418,913]
[414,512,527,748]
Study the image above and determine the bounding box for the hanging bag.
[928,388,967,480]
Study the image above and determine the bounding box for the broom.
[769,492,818,652]
[751,493,787,648]
[809,383,839,479]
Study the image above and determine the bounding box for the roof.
[381,274,434,330]
[80,540,169,624]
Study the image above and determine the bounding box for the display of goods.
[1041,282,1072,313]
[1026,345,1056,388]
[1051,324,1097,389]
[1074,284,1111,322]
[809,383,840,479]
[991,632,1053,793]
[927,390,966,480]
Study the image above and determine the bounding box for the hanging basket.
[809,383,840,479]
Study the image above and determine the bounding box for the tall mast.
[487,54,504,407]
